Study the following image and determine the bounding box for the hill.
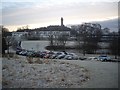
[67,18,118,32]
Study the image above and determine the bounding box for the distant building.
[12,18,71,40]
[28,25,71,39]
[12,31,28,37]
[28,17,71,39]
[12,31,28,40]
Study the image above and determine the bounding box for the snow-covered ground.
[2,56,89,88]
[2,54,118,88]
[61,60,118,88]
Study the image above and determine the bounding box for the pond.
[21,40,79,53]
[21,40,110,54]
[21,40,49,51]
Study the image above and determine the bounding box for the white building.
[28,27,71,39]
[12,32,28,37]
[12,31,28,41]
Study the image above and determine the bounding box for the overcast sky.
[1,0,119,31]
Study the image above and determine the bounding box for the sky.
[0,0,119,31]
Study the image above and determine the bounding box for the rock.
[61,78,65,81]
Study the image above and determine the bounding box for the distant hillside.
[67,18,118,32]
[93,18,118,32]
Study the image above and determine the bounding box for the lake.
[21,40,76,51]
[21,40,110,54]
[21,40,49,51]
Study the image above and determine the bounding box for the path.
[61,60,118,88]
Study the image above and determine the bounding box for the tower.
[61,17,64,26]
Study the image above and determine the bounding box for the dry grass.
[2,53,19,60]
[26,57,51,64]
[34,58,43,64]
[43,59,50,64]
[2,57,90,88]
[26,57,33,64]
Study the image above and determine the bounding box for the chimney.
[61,17,64,26]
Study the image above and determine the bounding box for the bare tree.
[109,32,119,58]
[76,23,102,55]
[57,34,68,47]
[49,34,54,46]
[1,26,10,55]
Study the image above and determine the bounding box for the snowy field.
[2,55,118,88]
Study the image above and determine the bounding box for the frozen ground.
[2,56,89,88]
[60,60,118,88]
[2,54,118,88]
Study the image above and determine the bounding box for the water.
[21,40,77,51]
[21,41,49,51]
[21,40,79,54]
[21,40,110,54]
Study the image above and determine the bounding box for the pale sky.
[0,0,119,31]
